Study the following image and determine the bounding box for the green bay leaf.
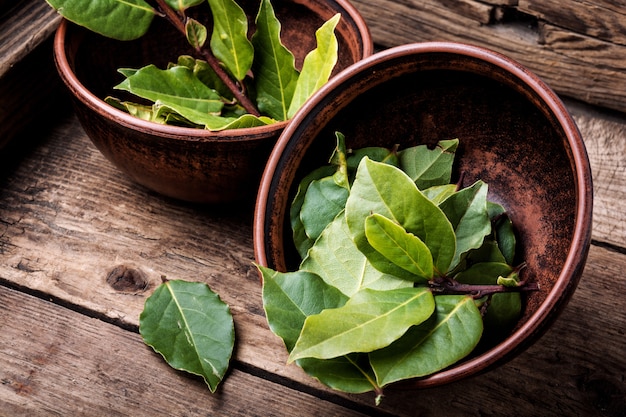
[288,287,435,362]
[422,184,457,205]
[46,0,155,41]
[398,139,459,189]
[251,0,300,120]
[258,265,347,351]
[364,213,433,282]
[259,265,378,394]
[290,165,337,259]
[185,18,208,49]
[301,212,413,297]
[163,0,204,11]
[345,158,456,276]
[297,354,380,394]
[114,65,224,124]
[343,147,400,172]
[369,295,483,387]
[490,204,517,266]
[455,262,521,332]
[299,176,349,242]
[207,0,254,81]
[139,280,234,393]
[439,180,492,270]
[287,13,340,118]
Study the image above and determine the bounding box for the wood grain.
[0,109,625,415]
[0,0,60,76]
[0,2,64,149]
[568,100,626,248]
[350,0,626,113]
[0,286,371,417]
[519,0,626,45]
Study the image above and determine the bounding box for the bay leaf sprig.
[46,0,340,130]
[259,132,539,405]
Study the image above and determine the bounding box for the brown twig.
[429,276,540,299]
[152,0,260,116]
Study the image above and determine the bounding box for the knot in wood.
[106,265,148,293]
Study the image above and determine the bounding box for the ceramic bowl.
[53,0,372,204]
[254,42,593,387]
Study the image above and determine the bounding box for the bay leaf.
[465,238,507,265]
[207,0,254,81]
[288,287,435,362]
[251,0,300,121]
[439,180,491,270]
[369,295,483,387]
[163,0,204,11]
[185,18,208,49]
[297,354,380,394]
[330,131,351,191]
[287,14,340,118]
[299,177,349,242]
[290,165,337,259]
[258,265,347,351]
[486,201,517,265]
[495,215,517,266]
[104,97,163,123]
[114,65,224,123]
[301,213,413,297]
[343,147,400,172]
[259,266,378,394]
[139,280,234,393]
[46,0,155,41]
[398,139,459,189]
[345,158,456,276]
[364,213,433,282]
[422,184,457,205]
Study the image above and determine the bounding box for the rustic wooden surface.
[350,0,626,114]
[1,2,626,415]
[0,1,63,149]
[0,91,625,417]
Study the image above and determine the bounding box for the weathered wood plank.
[0,2,64,150]
[2,246,624,416]
[0,0,60,76]
[350,0,626,113]
[482,0,518,6]
[567,100,626,249]
[1,107,625,415]
[437,0,494,25]
[519,0,626,45]
[0,38,66,150]
[0,285,372,417]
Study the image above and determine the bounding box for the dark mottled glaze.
[254,43,593,388]
[53,0,373,203]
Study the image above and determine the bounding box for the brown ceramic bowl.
[53,0,372,204]
[254,43,593,388]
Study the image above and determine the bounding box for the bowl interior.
[256,44,592,386]
[55,0,372,203]
[65,0,370,104]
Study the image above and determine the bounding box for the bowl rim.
[254,41,594,387]
[52,0,374,142]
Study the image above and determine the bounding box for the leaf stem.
[151,0,261,116]
[429,277,540,299]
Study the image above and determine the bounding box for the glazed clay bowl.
[254,43,593,387]
[53,0,372,204]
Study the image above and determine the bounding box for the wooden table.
[2,14,626,417]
